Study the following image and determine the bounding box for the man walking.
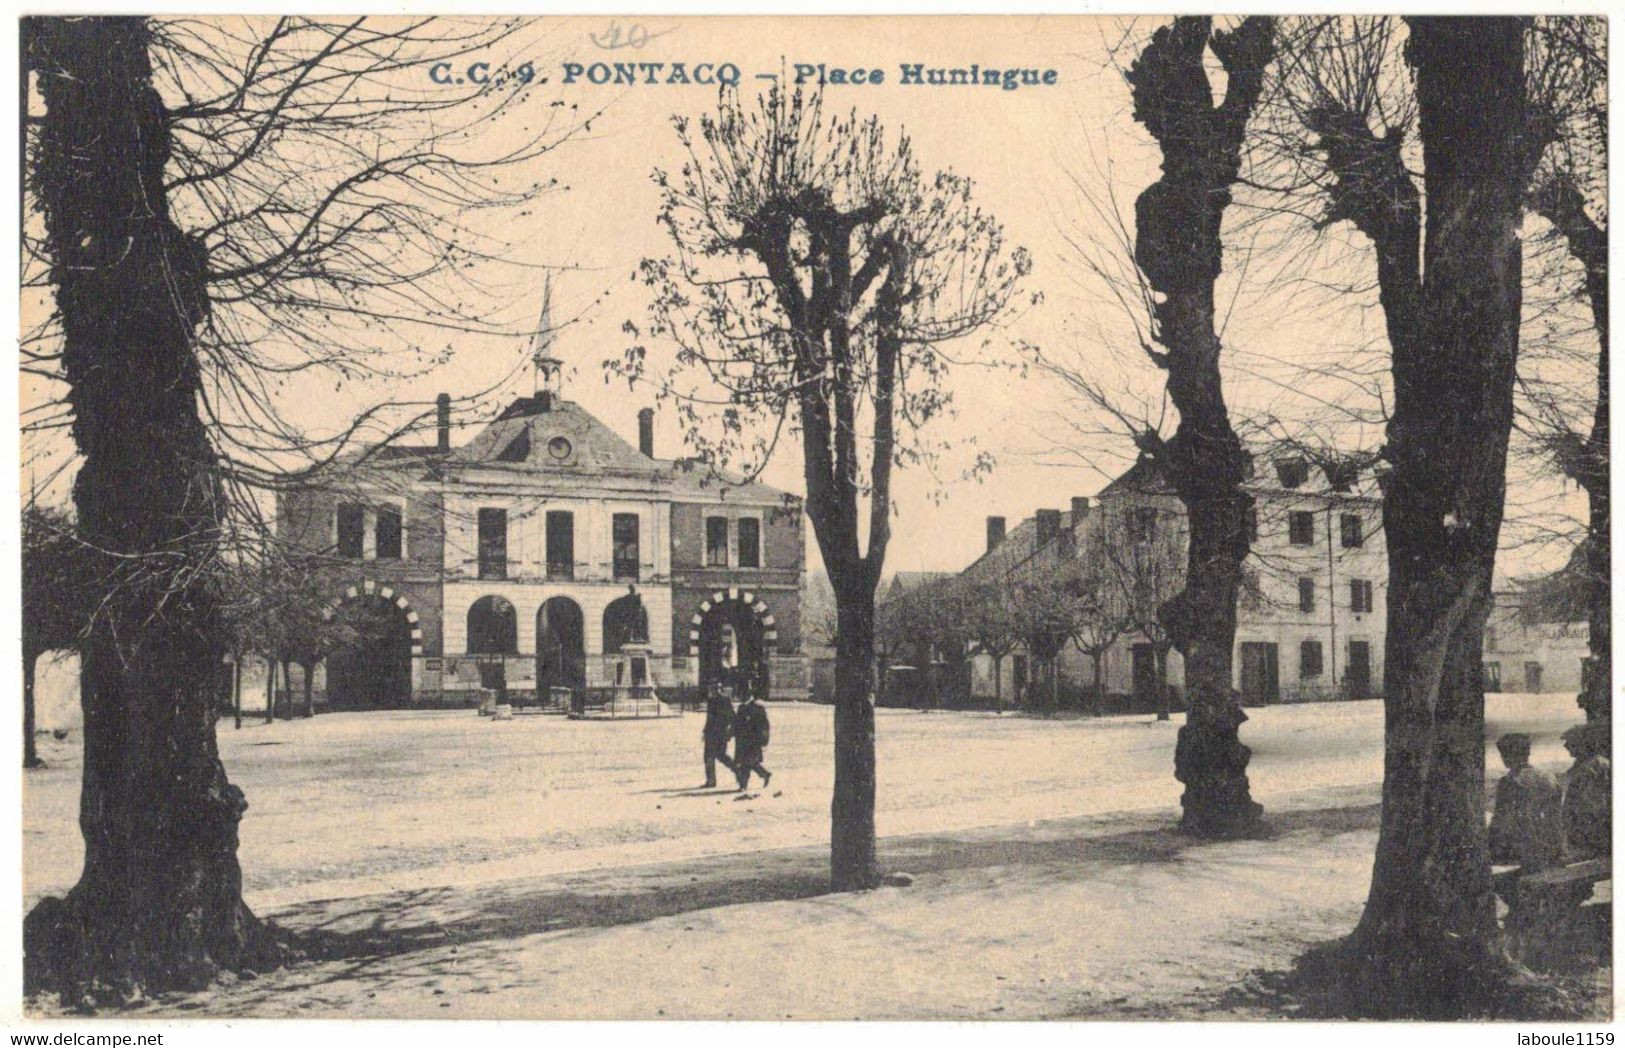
[732,689,772,791]
[700,683,737,789]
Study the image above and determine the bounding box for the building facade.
[275,336,807,707]
[964,452,1390,707]
[1483,578,1590,694]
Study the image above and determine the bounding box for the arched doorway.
[697,598,769,701]
[602,592,649,654]
[468,595,518,701]
[326,595,414,709]
[537,596,586,697]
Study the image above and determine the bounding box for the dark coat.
[1489,765,1563,870]
[702,694,734,742]
[733,699,770,758]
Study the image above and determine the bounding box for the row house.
[274,317,807,708]
[964,451,1390,707]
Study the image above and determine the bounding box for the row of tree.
[22,504,382,765]
[20,12,1605,1019]
[872,508,1182,717]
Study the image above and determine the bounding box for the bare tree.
[1096,502,1185,720]
[21,15,579,1002]
[1270,15,1591,1014]
[617,86,1030,890]
[962,578,1020,713]
[1121,15,1276,835]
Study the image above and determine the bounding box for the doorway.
[1238,642,1279,705]
[326,596,413,709]
[1345,641,1372,699]
[1131,643,1156,712]
[536,597,586,697]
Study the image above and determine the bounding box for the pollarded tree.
[1123,16,1275,834]
[963,577,1020,713]
[619,87,1030,889]
[1272,16,1564,1014]
[22,15,578,1002]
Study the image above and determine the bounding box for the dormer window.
[496,427,530,463]
[1275,458,1309,489]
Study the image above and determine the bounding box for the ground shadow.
[282,801,1383,968]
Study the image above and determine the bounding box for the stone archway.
[689,588,776,700]
[537,596,586,696]
[323,582,423,709]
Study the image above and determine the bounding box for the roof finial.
[531,275,563,408]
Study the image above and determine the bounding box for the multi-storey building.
[274,321,807,708]
[964,451,1389,707]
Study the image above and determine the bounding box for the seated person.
[1561,723,1611,862]
[1489,732,1564,872]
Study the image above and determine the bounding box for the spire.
[530,276,563,409]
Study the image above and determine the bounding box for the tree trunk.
[232,656,242,731]
[831,597,881,891]
[1345,17,1527,1017]
[21,16,277,1003]
[265,657,276,724]
[24,650,42,768]
[1092,652,1106,717]
[301,661,315,718]
[1126,16,1273,838]
[279,660,293,720]
[1154,643,1171,722]
[992,654,1003,714]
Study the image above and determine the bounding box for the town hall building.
[275,297,808,708]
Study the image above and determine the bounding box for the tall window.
[1340,513,1364,548]
[375,505,402,560]
[706,516,730,567]
[612,513,640,581]
[1289,511,1315,546]
[1350,578,1374,614]
[336,502,365,558]
[546,510,574,579]
[1298,577,1316,613]
[478,508,507,580]
[1300,640,1324,678]
[737,517,761,569]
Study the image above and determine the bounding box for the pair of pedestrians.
[701,684,771,791]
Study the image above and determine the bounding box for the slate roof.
[446,396,794,503]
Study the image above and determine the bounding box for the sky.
[19,15,1592,579]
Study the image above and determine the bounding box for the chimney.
[638,407,655,458]
[986,516,1006,553]
[1071,496,1091,528]
[1036,508,1062,548]
[436,393,451,452]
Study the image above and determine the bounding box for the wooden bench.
[1495,857,1610,970]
